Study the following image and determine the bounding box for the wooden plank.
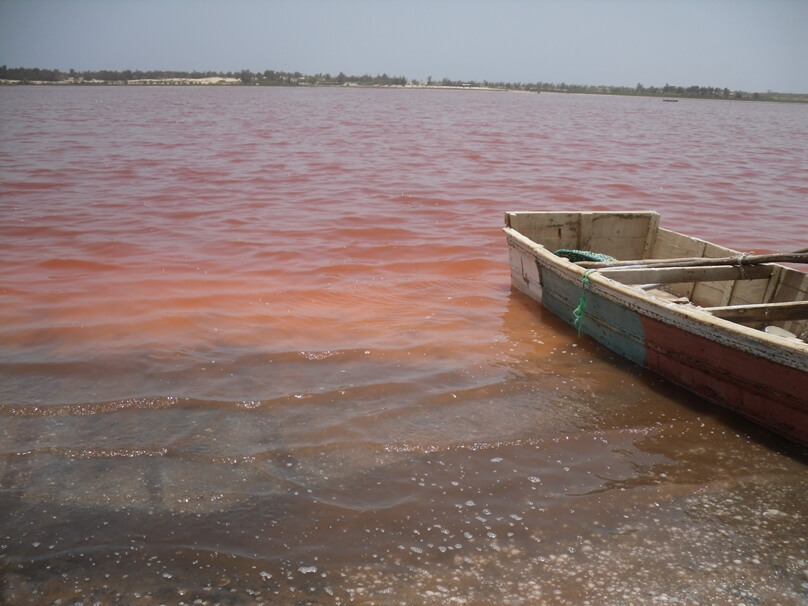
[506,211,659,261]
[580,251,808,269]
[691,242,744,307]
[772,268,808,336]
[651,228,705,258]
[506,212,582,252]
[704,301,808,323]
[588,213,653,259]
[724,273,772,308]
[599,263,773,285]
[642,212,660,259]
[762,265,784,306]
[579,213,594,251]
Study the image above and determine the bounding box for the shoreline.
[2,78,806,103]
[0,77,527,94]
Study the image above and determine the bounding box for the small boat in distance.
[663,98,679,102]
[503,211,808,446]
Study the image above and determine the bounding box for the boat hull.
[505,227,808,447]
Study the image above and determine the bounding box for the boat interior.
[505,211,808,343]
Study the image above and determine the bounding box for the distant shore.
[0,77,527,93]
[0,77,544,95]
[2,67,806,103]
[3,80,806,103]
[0,76,244,86]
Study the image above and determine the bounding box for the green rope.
[573,269,598,337]
[555,249,616,263]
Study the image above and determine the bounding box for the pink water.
[1,86,807,605]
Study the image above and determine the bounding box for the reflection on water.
[1,87,807,604]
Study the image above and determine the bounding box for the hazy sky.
[1,0,807,92]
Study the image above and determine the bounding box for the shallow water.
[1,86,807,605]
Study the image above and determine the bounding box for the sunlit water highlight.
[1,86,807,604]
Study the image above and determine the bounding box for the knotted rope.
[736,251,752,280]
[573,269,598,337]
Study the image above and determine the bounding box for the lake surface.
[1,86,807,605]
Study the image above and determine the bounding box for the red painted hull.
[641,316,807,445]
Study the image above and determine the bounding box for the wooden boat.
[503,211,808,446]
